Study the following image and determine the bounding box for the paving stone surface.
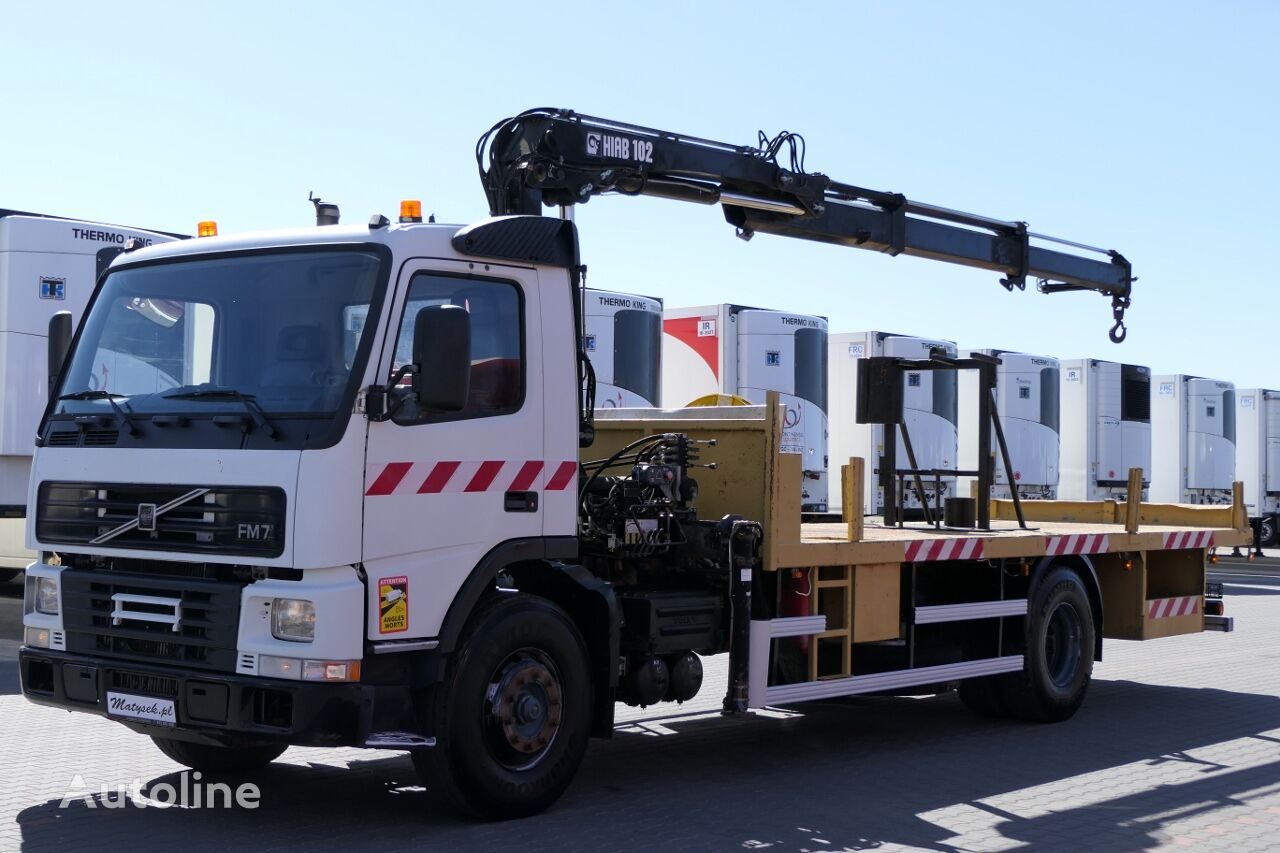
[1,561,1278,851]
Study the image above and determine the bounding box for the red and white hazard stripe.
[1044,534,1109,556]
[365,460,577,497]
[1161,530,1216,550]
[1146,596,1200,619]
[904,538,986,562]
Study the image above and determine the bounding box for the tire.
[412,593,592,820]
[1260,516,1278,549]
[151,736,287,772]
[957,675,1008,718]
[1000,566,1095,723]
[0,569,19,584]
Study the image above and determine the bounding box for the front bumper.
[19,647,423,748]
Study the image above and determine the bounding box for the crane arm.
[477,108,1135,342]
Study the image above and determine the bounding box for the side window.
[390,273,524,422]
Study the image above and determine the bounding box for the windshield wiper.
[57,390,142,436]
[162,389,280,440]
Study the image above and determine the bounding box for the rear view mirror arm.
[366,364,418,423]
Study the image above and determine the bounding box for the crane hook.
[1108,294,1131,344]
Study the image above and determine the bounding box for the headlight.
[33,577,60,615]
[270,598,315,642]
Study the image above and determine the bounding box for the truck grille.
[61,569,245,673]
[36,482,286,558]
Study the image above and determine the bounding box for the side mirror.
[412,304,470,412]
[48,311,73,392]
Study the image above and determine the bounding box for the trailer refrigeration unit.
[827,331,958,516]
[663,303,828,511]
[959,350,1061,501]
[582,287,662,409]
[1150,375,1236,505]
[22,109,1245,822]
[1235,389,1279,546]
[1058,359,1152,502]
[0,209,180,579]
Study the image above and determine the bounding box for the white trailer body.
[0,211,179,571]
[582,287,662,409]
[663,304,828,511]
[1151,375,1236,504]
[959,350,1061,500]
[827,331,958,515]
[1236,389,1280,545]
[1058,359,1152,502]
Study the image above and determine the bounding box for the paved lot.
[2,562,1279,852]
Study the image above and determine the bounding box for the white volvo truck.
[1235,389,1279,546]
[663,303,828,511]
[827,331,958,516]
[1058,359,1152,502]
[0,209,180,580]
[1150,375,1236,505]
[24,110,1239,823]
[582,287,662,409]
[959,350,1061,500]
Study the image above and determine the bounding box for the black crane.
[477,108,1134,343]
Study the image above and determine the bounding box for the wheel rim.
[481,647,564,771]
[1043,602,1083,689]
[1262,519,1275,546]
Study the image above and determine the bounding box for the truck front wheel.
[413,593,592,820]
[1000,566,1095,722]
[151,736,286,772]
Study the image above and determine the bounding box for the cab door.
[360,259,546,641]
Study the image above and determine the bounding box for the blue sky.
[3,1,1275,387]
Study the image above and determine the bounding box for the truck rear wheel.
[1000,566,1095,722]
[413,593,592,820]
[151,736,287,772]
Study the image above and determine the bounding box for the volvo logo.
[89,488,210,545]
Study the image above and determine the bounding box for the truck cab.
[21,215,580,760]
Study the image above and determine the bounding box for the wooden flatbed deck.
[781,517,1246,569]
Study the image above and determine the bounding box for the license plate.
[106,691,177,726]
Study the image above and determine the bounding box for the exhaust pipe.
[309,191,340,226]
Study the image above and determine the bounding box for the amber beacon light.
[197,220,218,238]
[399,200,423,223]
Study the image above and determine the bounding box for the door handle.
[504,491,539,512]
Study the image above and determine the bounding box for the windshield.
[55,249,384,418]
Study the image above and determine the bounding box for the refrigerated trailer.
[0,209,180,579]
[1151,375,1236,505]
[663,304,828,511]
[582,287,662,409]
[1236,389,1280,546]
[827,331,958,515]
[959,350,1061,501]
[1058,359,1152,502]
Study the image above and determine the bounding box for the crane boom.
[477,108,1135,342]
